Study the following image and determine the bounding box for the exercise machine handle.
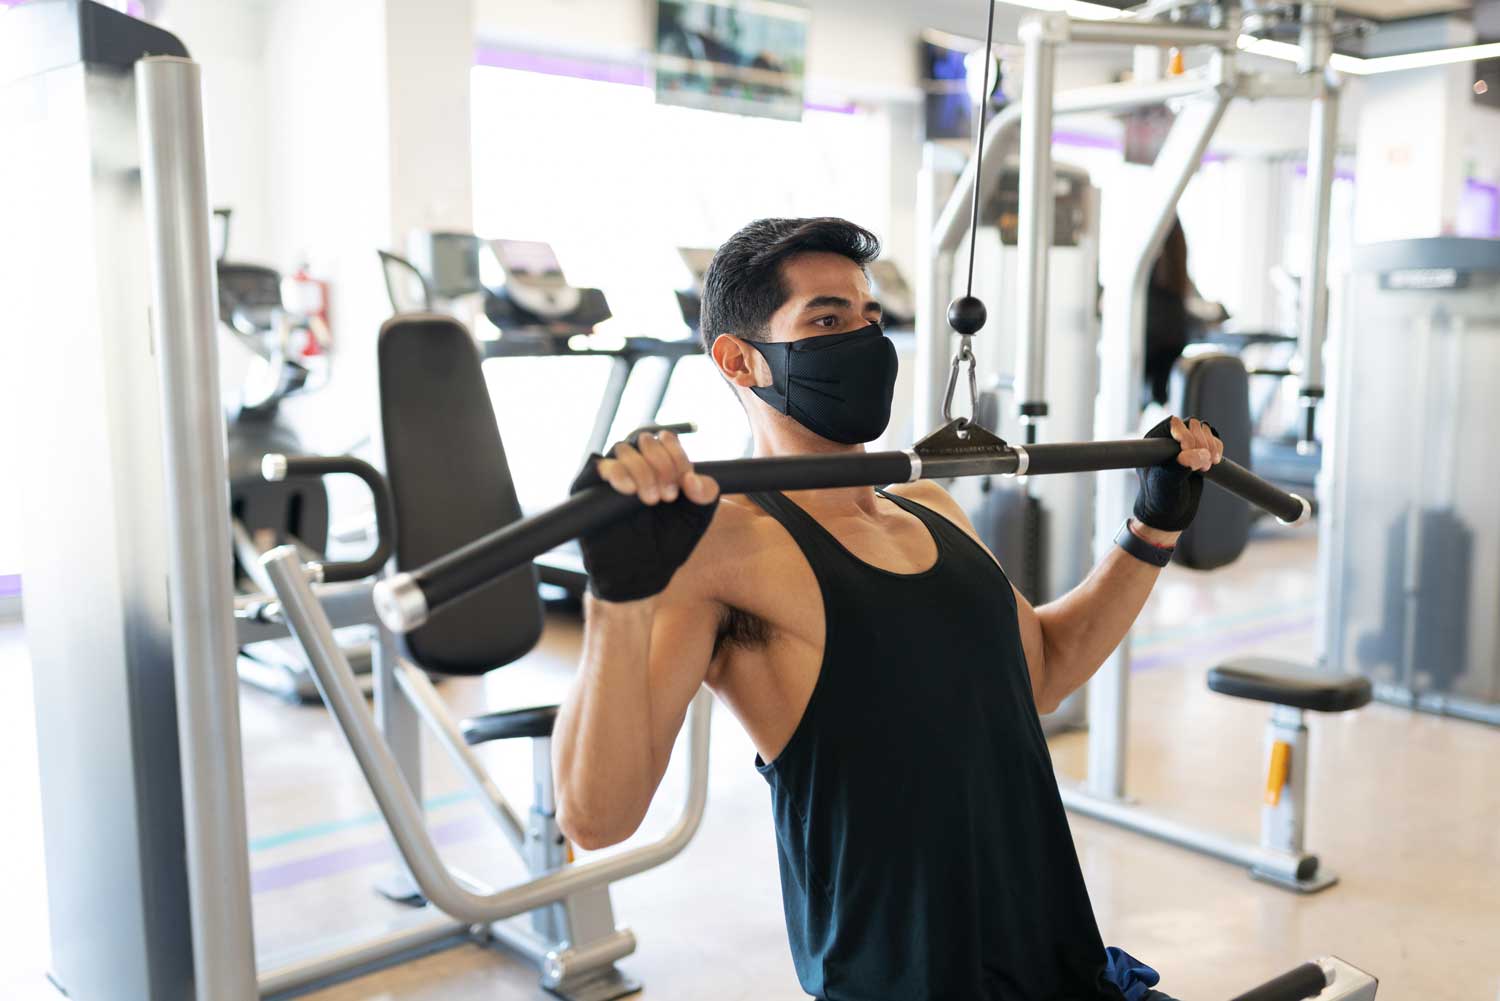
[1226,960,1332,1001]
[262,454,396,583]
[373,436,1309,634]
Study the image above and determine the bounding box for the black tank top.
[749,489,1120,1001]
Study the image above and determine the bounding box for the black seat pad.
[379,315,544,674]
[1168,351,1253,571]
[1207,657,1372,713]
[461,705,559,744]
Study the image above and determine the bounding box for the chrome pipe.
[137,54,258,1001]
[264,545,711,926]
[393,659,528,851]
[1059,784,1310,885]
[257,914,469,998]
[1015,20,1058,430]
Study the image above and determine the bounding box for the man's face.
[764,251,883,344]
[710,251,888,426]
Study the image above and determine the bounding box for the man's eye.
[815,316,837,327]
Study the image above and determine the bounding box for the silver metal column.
[137,55,259,1000]
[1084,72,1235,800]
[1296,2,1339,443]
[262,545,712,926]
[1015,16,1060,436]
[914,144,962,435]
[1262,707,1309,855]
[921,73,1218,437]
[6,10,197,995]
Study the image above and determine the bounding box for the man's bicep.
[1011,584,1048,702]
[644,594,720,770]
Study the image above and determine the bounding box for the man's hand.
[1132,416,1224,537]
[572,429,721,603]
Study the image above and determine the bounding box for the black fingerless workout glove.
[1132,417,1218,532]
[570,451,719,603]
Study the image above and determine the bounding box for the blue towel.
[1103,946,1179,1001]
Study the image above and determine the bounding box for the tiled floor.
[2,525,1497,1000]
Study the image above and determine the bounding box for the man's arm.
[553,588,718,849]
[905,416,1221,714]
[552,430,722,850]
[1010,520,1178,713]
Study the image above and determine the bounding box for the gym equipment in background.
[10,5,1380,999]
[940,156,1101,734]
[215,212,376,701]
[1323,237,1500,727]
[916,0,1357,888]
[673,246,714,336]
[379,235,700,597]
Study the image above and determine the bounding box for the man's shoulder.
[673,495,794,591]
[886,478,961,512]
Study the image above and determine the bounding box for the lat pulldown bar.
[373,425,1310,634]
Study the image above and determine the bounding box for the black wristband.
[1115,519,1174,568]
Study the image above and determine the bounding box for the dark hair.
[1152,217,1192,299]
[699,217,881,352]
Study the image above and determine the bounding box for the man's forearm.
[1033,520,1179,706]
[553,596,660,846]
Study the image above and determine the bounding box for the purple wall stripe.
[251,813,488,895]
[473,42,854,115]
[475,44,650,88]
[1132,615,1316,673]
[0,575,19,599]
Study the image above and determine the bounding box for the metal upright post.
[1015,15,1062,442]
[136,55,259,1001]
[915,145,960,435]
[1296,0,1339,447]
[1083,65,1235,800]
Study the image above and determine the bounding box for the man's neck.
[749,421,881,516]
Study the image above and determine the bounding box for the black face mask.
[742,323,898,445]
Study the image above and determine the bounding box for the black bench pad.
[461,704,559,744]
[1207,658,1372,713]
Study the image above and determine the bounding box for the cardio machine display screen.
[491,240,566,280]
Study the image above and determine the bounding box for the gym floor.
[2,525,1497,1000]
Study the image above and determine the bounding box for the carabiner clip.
[942,336,980,436]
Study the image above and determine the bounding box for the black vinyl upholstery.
[1168,352,1253,570]
[1208,657,1373,713]
[378,315,544,674]
[461,705,559,744]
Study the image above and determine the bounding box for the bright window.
[470,64,891,507]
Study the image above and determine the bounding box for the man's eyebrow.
[799,295,852,312]
[798,295,883,313]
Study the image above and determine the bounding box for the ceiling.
[1335,0,1469,19]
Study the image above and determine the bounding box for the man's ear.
[711,334,770,388]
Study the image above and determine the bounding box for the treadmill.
[380,235,701,598]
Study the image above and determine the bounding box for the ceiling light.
[1355,41,1500,74]
[992,0,1124,22]
[997,0,1500,76]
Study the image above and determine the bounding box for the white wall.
[260,0,394,449]
[1353,64,1473,242]
[386,0,476,239]
[473,0,1055,98]
[157,0,274,261]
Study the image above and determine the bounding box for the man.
[553,217,1222,1001]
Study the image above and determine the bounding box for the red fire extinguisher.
[285,263,332,357]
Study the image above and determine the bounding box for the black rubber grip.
[415,451,915,611]
[275,455,396,583]
[1227,962,1329,1001]
[407,439,1305,623]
